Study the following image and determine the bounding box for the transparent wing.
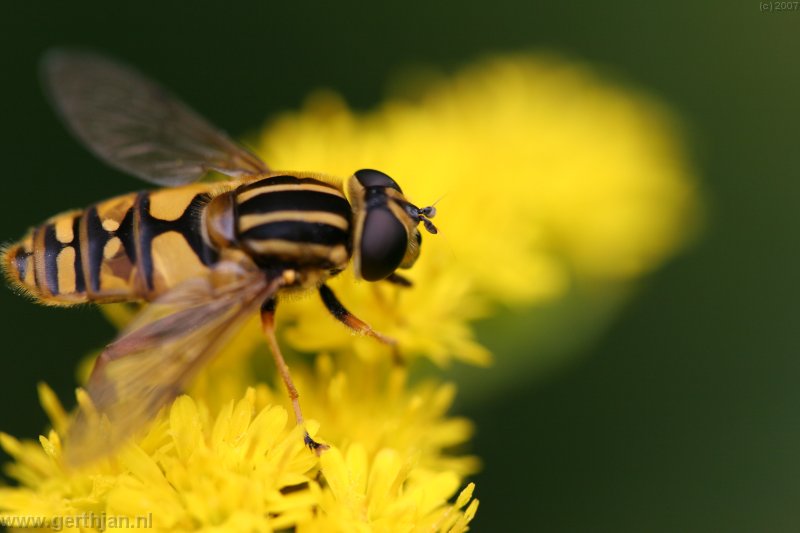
[42,49,268,186]
[64,261,277,466]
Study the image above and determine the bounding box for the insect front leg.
[318,284,403,364]
[385,272,413,287]
[260,297,328,454]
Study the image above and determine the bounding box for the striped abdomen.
[234,174,352,275]
[2,183,220,306]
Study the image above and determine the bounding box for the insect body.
[2,50,437,465]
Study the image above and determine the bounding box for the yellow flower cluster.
[0,53,698,531]
[0,376,476,532]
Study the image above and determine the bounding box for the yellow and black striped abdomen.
[235,175,352,272]
[3,210,85,305]
[3,183,221,306]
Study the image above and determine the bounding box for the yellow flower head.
[310,445,478,533]
[1,53,698,532]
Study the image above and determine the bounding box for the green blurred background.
[0,2,798,531]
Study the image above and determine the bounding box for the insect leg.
[385,272,413,287]
[260,297,328,453]
[318,284,403,364]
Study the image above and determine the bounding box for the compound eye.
[355,169,402,192]
[359,207,408,281]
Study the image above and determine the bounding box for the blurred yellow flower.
[261,53,697,367]
[0,53,698,532]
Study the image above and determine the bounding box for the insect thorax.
[206,174,353,287]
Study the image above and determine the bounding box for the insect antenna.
[416,192,446,234]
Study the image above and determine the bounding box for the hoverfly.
[1,50,438,465]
